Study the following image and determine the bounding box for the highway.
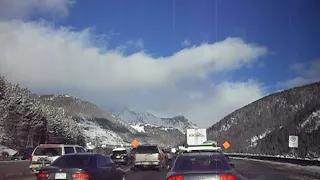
[8,158,320,180]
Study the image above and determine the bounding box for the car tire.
[133,166,139,171]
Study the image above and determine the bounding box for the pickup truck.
[133,145,166,171]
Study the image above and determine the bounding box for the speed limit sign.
[288,135,298,148]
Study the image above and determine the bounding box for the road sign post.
[288,135,298,156]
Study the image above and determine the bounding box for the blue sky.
[60,0,320,88]
[0,0,319,126]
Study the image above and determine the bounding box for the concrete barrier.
[225,153,320,166]
[0,160,30,180]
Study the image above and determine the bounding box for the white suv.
[29,144,86,173]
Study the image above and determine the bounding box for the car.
[37,153,126,180]
[133,145,166,171]
[166,152,238,180]
[111,147,133,165]
[11,147,34,160]
[29,144,86,173]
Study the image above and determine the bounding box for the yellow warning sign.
[223,141,230,149]
[132,139,139,148]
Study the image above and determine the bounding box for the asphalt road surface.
[9,158,320,180]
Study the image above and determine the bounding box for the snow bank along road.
[7,158,320,180]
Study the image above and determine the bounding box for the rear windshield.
[136,146,158,153]
[113,150,126,155]
[15,148,33,156]
[174,155,230,172]
[52,155,97,168]
[33,147,62,156]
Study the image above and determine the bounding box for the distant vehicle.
[166,152,238,180]
[186,128,207,146]
[29,144,86,173]
[134,145,166,171]
[162,148,174,160]
[111,147,133,165]
[37,153,126,180]
[11,147,34,160]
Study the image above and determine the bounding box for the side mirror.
[229,163,235,168]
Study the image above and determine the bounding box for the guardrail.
[225,153,320,166]
[0,160,31,180]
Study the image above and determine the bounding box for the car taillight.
[220,174,237,180]
[38,172,50,179]
[167,175,184,180]
[158,154,161,160]
[72,173,90,179]
[133,154,136,161]
[29,156,32,161]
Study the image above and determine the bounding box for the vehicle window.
[173,155,230,171]
[136,146,158,153]
[52,155,97,168]
[75,147,86,153]
[112,150,126,155]
[64,147,75,154]
[98,155,114,167]
[163,149,171,153]
[33,147,62,156]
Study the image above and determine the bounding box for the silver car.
[166,152,239,180]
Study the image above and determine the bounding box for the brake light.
[29,156,32,161]
[167,175,184,180]
[72,173,90,179]
[220,174,237,180]
[38,172,50,179]
[133,154,136,161]
[158,154,161,160]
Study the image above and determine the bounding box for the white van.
[29,144,86,173]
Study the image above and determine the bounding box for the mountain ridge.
[207,81,320,159]
[115,109,197,132]
[39,94,186,147]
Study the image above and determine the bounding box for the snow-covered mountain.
[0,76,187,150]
[40,95,186,147]
[115,109,197,132]
[207,82,320,159]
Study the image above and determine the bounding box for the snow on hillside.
[119,109,166,126]
[77,117,129,146]
[130,124,145,133]
[116,109,196,132]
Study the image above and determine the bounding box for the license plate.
[55,173,67,179]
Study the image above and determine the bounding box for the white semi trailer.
[186,128,207,146]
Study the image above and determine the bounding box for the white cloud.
[0,20,268,127]
[281,59,320,88]
[0,0,73,20]
[181,39,191,47]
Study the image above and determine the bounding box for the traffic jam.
[25,128,238,180]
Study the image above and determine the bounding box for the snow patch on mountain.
[116,109,197,132]
[130,124,145,133]
[77,117,129,146]
[300,110,320,132]
[250,129,273,147]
